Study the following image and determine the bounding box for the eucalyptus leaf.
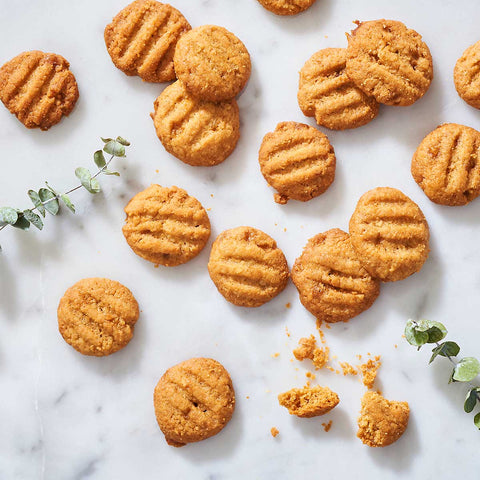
[115,136,130,146]
[0,207,18,225]
[94,150,106,168]
[12,214,30,230]
[60,194,75,213]
[23,210,43,230]
[38,188,59,215]
[27,190,45,217]
[75,167,101,194]
[103,140,125,157]
[103,170,120,176]
[474,413,480,429]
[405,319,429,347]
[45,182,59,195]
[101,137,112,143]
[453,357,480,382]
[415,319,448,343]
[429,341,460,364]
[464,388,480,413]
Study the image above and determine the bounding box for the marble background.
[1,0,479,478]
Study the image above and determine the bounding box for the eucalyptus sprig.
[405,319,480,429]
[0,136,130,250]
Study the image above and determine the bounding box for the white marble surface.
[1,0,480,478]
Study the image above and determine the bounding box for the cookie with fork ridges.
[258,121,336,204]
[454,40,480,109]
[349,187,430,282]
[0,50,78,130]
[122,185,211,266]
[104,0,191,82]
[346,19,433,106]
[208,226,289,307]
[412,123,480,206]
[152,81,240,166]
[154,357,235,447]
[291,229,380,323]
[298,48,379,130]
[257,0,316,15]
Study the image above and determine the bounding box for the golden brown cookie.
[57,278,139,356]
[208,227,289,307]
[278,385,339,418]
[346,20,433,106]
[174,25,251,102]
[154,357,235,447]
[357,391,409,447]
[257,0,316,15]
[412,123,480,206]
[258,122,336,204]
[454,40,480,109]
[291,229,380,323]
[104,0,190,82]
[0,50,78,130]
[349,187,430,282]
[122,185,211,266]
[298,48,379,130]
[152,81,240,166]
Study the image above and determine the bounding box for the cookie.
[174,25,251,102]
[104,0,190,82]
[349,187,430,282]
[412,123,480,206]
[346,20,433,106]
[291,229,380,323]
[357,391,409,447]
[208,226,289,307]
[258,122,336,204]
[0,50,78,130]
[298,48,379,130]
[57,278,139,356]
[152,81,240,166]
[122,185,211,266]
[454,40,480,109]
[278,385,339,418]
[154,357,235,447]
[257,0,316,15]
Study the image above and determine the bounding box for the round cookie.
[174,25,251,102]
[208,226,289,307]
[104,0,191,82]
[154,357,235,447]
[349,187,430,282]
[412,123,480,206]
[291,229,380,323]
[122,185,211,266]
[298,48,379,130]
[57,278,139,356]
[454,40,480,109]
[346,19,433,106]
[0,50,78,130]
[257,0,316,15]
[152,81,240,166]
[259,122,336,204]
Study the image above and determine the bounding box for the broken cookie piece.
[278,385,339,418]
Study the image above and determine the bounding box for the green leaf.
[429,341,460,364]
[12,214,30,230]
[45,182,59,195]
[474,413,480,429]
[414,319,447,343]
[103,169,120,176]
[453,357,480,382]
[103,140,125,157]
[75,167,101,194]
[0,207,18,225]
[94,150,106,168]
[100,137,113,143]
[27,190,45,217]
[115,136,130,146]
[60,194,75,213]
[23,209,43,230]
[38,188,59,215]
[405,319,429,347]
[464,388,480,413]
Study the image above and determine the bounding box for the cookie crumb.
[340,362,358,376]
[207,207,212,211]
[394,344,398,349]
[246,396,250,399]
[154,264,159,268]
[359,356,381,389]
[306,371,316,380]
[271,427,279,438]
[271,352,280,358]
[285,302,291,309]
[285,326,291,337]
[322,420,333,432]
[210,193,214,197]
[155,169,159,173]
[283,227,287,232]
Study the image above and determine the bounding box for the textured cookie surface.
[154,358,235,447]
[291,229,380,322]
[152,81,240,166]
[57,278,139,356]
[208,227,289,307]
[412,123,480,206]
[122,185,211,266]
[357,391,409,447]
[298,48,379,130]
[259,122,336,204]
[257,0,316,15]
[454,40,480,109]
[104,0,190,82]
[278,385,339,418]
[174,25,251,102]
[349,187,429,282]
[0,50,78,130]
[346,20,433,106]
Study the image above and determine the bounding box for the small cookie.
[208,227,289,307]
[357,391,409,447]
[154,357,235,447]
[258,122,336,204]
[349,187,430,282]
[278,385,339,418]
[104,0,190,82]
[257,0,316,15]
[454,40,480,109]
[57,278,139,356]
[346,20,433,106]
[298,48,379,130]
[122,185,211,266]
[412,123,480,206]
[152,81,240,166]
[174,25,251,102]
[0,50,78,130]
[291,229,380,323]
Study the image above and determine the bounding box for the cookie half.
[454,40,480,109]
[257,0,316,15]
[278,385,339,417]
